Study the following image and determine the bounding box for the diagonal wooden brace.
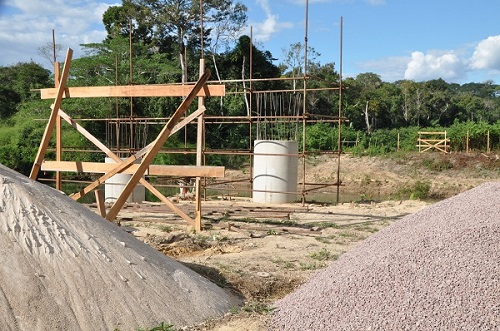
[105,69,212,221]
[30,48,73,180]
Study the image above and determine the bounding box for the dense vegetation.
[0,0,499,175]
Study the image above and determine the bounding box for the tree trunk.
[364,100,372,134]
[242,55,249,116]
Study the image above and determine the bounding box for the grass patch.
[271,257,296,270]
[395,180,431,200]
[309,248,332,261]
[304,221,342,229]
[157,225,173,233]
[231,301,275,315]
[232,218,298,227]
[300,261,326,270]
[309,248,341,262]
[315,237,331,244]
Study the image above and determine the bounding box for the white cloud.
[470,35,500,70]
[404,50,466,82]
[357,56,410,82]
[251,0,294,42]
[0,0,115,68]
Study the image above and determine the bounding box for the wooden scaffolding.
[30,49,224,231]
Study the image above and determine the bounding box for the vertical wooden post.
[487,130,490,154]
[418,132,421,152]
[54,61,62,190]
[194,59,205,232]
[444,131,448,153]
[95,189,106,218]
[397,131,400,151]
[466,130,469,153]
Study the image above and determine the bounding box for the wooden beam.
[141,182,196,227]
[30,48,73,180]
[41,161,224,177]
[59,106,206,161]
[58,106,207,225]
[105,69,212,221]
[68,104,208,201]
[55,61,62,190]
[94,189,106,218]
[40,84,225,99]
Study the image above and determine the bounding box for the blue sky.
[1,0,499,84]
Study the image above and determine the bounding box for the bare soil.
[107,152,499,330]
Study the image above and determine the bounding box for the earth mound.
[0,164,241,330]
[270,181,500,330]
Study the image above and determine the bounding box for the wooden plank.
[105,69,212,221]
[67,104,208,201]
[41,161,224,177]
[94,189,106,218]
[140,181,195,227]
[417,139,450,142]
[30,48,73,180]
[40,84,225,99]
[418,131,447,135]
[55,60,62,190]
[59,106,206,160]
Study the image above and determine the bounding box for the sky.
[0,0,499,84]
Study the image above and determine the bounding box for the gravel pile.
[270,182,500,330]
[0,164,241,330]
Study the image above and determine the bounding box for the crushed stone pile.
[0,164,241,331]
[270,181,500,330]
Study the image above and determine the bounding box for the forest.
[0,0,499,176]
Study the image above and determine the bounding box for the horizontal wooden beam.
[39,84,225,99]
[41,161,224,178]
[418,131,447,135]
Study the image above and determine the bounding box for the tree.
[0,62,51,101]
[37,42,63,67]
[352,72,382,134]
[120,0,247,83]
[0,87,20,118]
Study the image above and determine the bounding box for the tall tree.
[124,0,247,83]
[0,62,51,102]
[353,72,382,134]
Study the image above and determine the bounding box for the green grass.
[299,261,326,270]
[309,248,332,261]
[232,301,275,315]
[157,225,173,232]
[271,257,296,269]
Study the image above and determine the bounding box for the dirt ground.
[99,152,499,330]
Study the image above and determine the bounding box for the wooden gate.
[417,131,450,153]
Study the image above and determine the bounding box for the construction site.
[30,15,347,232]
[1,1,499,330]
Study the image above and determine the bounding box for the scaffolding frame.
[31,3,346,230]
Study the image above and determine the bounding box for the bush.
[395,181,431,200]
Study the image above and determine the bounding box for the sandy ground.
[104,152,499,330]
